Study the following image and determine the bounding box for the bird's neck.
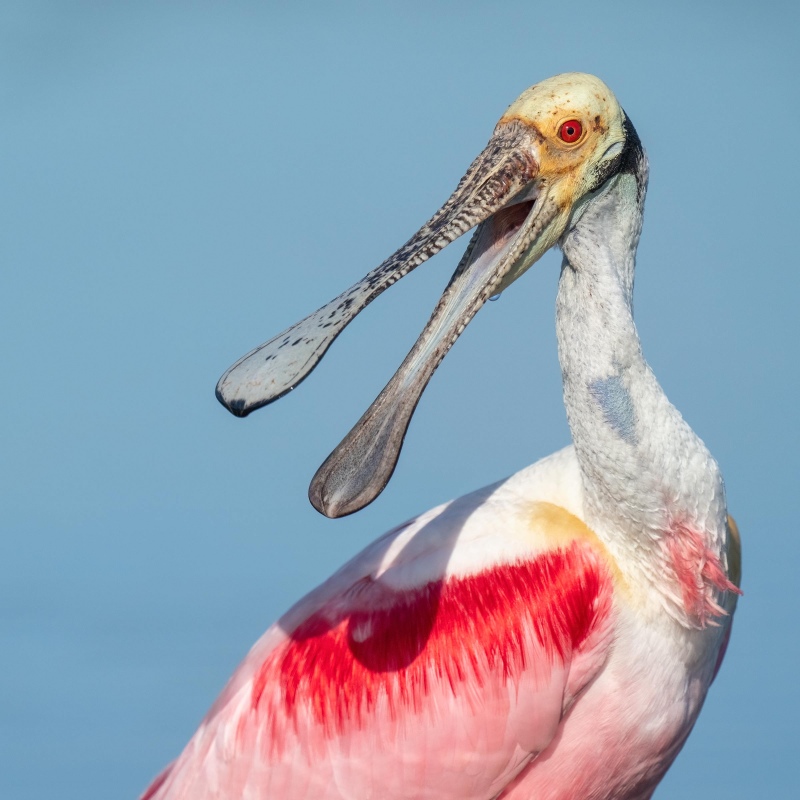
[555,167,732,628]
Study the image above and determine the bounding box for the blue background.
[2,2,798,797]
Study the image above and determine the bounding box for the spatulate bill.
[215,121,538,417]
[309,194,562,518]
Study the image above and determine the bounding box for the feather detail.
[248,542,612,747]
[665,524,742,628]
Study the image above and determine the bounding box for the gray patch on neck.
[589,375,637,445]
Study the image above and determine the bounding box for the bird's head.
[463,72,635,295]
[217,73,644,516]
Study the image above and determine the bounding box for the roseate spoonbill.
[143,73,741,800]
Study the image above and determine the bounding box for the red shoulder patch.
[248,541,612,742]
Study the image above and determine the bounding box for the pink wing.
[143,535,614,799]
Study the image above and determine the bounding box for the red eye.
[559,119,583,143]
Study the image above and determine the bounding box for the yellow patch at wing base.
[526,501,628,593]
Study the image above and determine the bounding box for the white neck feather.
[556,163,730,627]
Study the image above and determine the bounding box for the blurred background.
[2,2,798,797]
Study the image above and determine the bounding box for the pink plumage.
[144,499,619,799]
[143,73,742,799]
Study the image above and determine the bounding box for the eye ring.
[559,119,583,143]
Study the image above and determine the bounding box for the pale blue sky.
[2,2,798,797]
